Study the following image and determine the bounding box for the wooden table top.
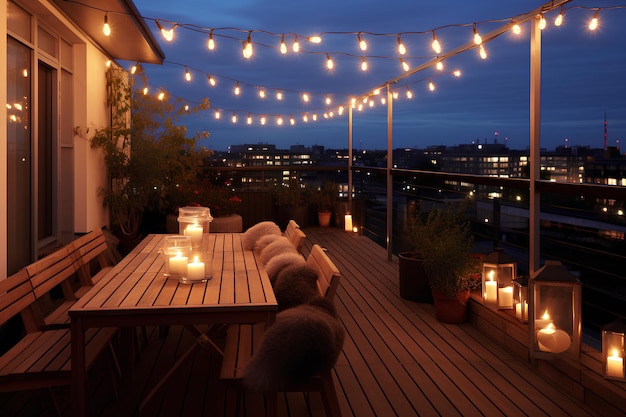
[68,233,277,326]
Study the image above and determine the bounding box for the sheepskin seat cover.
[273,264,319,311]
[260,236,297,265]
[242,297,345,391]
[254,234,282,254]
[265,252,306,284]
[242,221,281,251]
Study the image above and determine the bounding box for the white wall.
[1,0,8,279]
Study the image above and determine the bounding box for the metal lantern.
[482,248,517,309]
[530,260,581,359]
[513,275,529,323]
[602,321,626,381]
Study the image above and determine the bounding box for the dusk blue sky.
[129,0,626,151]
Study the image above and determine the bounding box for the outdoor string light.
[102,13,111,36]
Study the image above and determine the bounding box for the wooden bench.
[220,244,342,417]
[70,228,115,297]
[0,269,119,416]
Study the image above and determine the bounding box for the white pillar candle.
[186,256,205,281]
[485,280,497,304]
[515,303,523,320]
[498,286,513,308]
[184,223,204,247]
[535,311,553,329]
[344,214,353,232]
[537,324,571,353]
[607,350,624,379]
[169,251,188,276]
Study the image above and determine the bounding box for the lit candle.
[484,272,497,305]
[169,251,188,276]
[535,310,553,329]
[184,223,204,247]
[344,214,353,232]
[607,349,624,379]
[537,323,572,353]
[515,302,523,319]
[353,226,358,234]
[186,255,205,281]
[498,286,513,308]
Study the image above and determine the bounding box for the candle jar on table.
[162,235,192,280]
[177,206,213,249]
[180,250,213,284]
[602,321,626,381]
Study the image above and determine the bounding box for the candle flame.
[611,349,621,358]
[176,251,182,257]
[194,255,199,263]
[546,323,555,330]
[542,311,550,320]
[488,270,494,281]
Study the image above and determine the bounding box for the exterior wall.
[1,0,8,278]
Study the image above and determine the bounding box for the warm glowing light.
[428,81,435,92]
[325,95,332,105]
[479,44,487,59]
[397,35,406,55]
[277,117,284,125]
[380,96,386,105]
[158,92,165,100]
[361,57,368,71]
[130,65,137,74]
[453,69,462,77]
[373,88,380,95]
[259,89,266,99]
[156,21,174,42]
[207,75,216,86]
[214,110,221,119]
[142,87,149,95]
[350,97,357,108]
[538,14,547,30]
[293,35,300,52]
[185,67,191,82]
[231,113,237,123]
[512,24,521,35]
[276,90,283,100]
[302,93,310,102]
[406,88,413,99]
[338,106,344,115]
[243,32,253,59]
[290,115,295,125]
[431,31,441,54]
[589,10,599,31]
[260,116,266,125]
[436,61,444,71]
[208,30,215,50]
[358,33,367,51]
[280,34,287,54]
[554,10,564,26]
[303,114,308,122]
[234,82,240,95]
[473,24,482,45]
[400,58,409,72]
[184,104,189,112]
[105,60,112,68]
[22,69,28,77]
[312,114,318,121]
[326,54,334,70]
[103,14,111,37]
[309,35,322,43]
[247,113,252,125]
[368,100,374,108]
[392,91,399,99]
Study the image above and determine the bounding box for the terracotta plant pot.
[431,289,470,323]
[398,252,432,303]
[318,211,332,227]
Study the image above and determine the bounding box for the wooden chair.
[220,243,342,417]
[69,228,116,297]
[283,219,300,240]
[0,269,119,417]
[284,219,306,253]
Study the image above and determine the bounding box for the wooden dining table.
[69,233,277,417]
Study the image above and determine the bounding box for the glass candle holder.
[177,206,213,248]
[162,235,192,280]
[180,251,213,284]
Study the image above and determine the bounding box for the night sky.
[129,0,626,151]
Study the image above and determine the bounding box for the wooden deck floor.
[1,227,604,417]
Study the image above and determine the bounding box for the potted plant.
[398,207,435,303]
[313,181,338,227]
[420,204,480,323]
[274,177,309,229]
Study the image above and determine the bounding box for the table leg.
[71,317,87,417]
[119,327,136,390]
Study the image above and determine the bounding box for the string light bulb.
[290,115,295,125]
[436,61,444,71]
[280,34,287,54]
[158,91,165,100]
[512,23,521,35]
[397,35,406,55]
[142,87,149,95]
[428,81,436,92]
[260,116,266,125]
[325,95,332,105]
[231,113,237,124]
[243,32,253,59]
[473,23,482,45]
[259,88,266,99]
[208,30,215,50]
[361,56,368,71]
[302,93,310,102]
[554,9,564,26]
[156,21,174,42]
[207,75,216,86]
[400,58,410,72]
[538,14,547,30]
[130,64,137,74]
[214,110,221,119]
[453,69,462,77]
[103,13,111,37]
[431,31,441,54]
[312,114,318,121]
[185,67,191,82]
[303,114,309,123]
[406,87,413,99]
[276,90,283,100]
[277,117,284,126]
[479,44,487,59]
[309,35,322,43]
[358,33,367,51]
[293,35,300,53]
[326,54,334,70]
[247,113,252,125]
[234,82,240,95]
[589,10,599,31]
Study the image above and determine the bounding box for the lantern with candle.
[513,275,529,323]
[602,321,626,381]
[530,260,581,359]
[481,248,516,310]
[177,206,213,249]
[162,235,192,280]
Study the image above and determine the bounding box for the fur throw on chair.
[242,297,345,392]
[260,237,298,265]
[242,221,281,251]
[265,252,306,284]
[273,264,319,311]
[254,234,282,254]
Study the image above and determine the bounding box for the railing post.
[386,83,393,261]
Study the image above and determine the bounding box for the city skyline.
[130,0,626,152]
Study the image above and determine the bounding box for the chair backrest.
[70,228,114,286]
[0,269,43,332]
[306,244,341,301]
[284,220,300,241]
[25,245,77,301]
[289,228,307,253]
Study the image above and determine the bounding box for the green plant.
[274,177,308,207]
[313,180,338,212]
[90,64,210,237]
[410,203,480,298]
